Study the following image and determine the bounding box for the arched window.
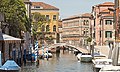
[83,20,86,25]
[53,25,56,32]
[46,25,49,32]
[86,20,89,25]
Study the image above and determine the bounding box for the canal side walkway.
[67,44,89,54]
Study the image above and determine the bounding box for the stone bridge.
[49,43,89,54]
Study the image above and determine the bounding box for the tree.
[0,0,31,37]
[31,12,47,41]
[87,37,92,42]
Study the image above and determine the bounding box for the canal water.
[21,50,94,72]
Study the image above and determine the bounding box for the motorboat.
[92,59,113,72]
[80,55,92,62]
[77,53,92,62]
[99,66,120,72]
[76,53,82,60]
[44,52,53,58]
[0,60,21,72]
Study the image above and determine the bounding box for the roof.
[62,13,91,21]
[32,2,59,10]
[82,13,92,18]
[62,14,81,21]
[97,2,114,6]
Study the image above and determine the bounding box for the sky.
[30,0,114,19]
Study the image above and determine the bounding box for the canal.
[21,50,94,72]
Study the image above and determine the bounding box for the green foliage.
[0,0,31,37]
[87,37,92,42]
[46,35,54,41]
[32,12,47,40]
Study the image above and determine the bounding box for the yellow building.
[31,2,59,44]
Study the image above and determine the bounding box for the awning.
[0,33,22,43]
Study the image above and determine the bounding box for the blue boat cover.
[0,60,20,70]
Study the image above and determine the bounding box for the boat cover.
[0,60,20,70]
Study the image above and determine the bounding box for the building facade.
[31,2,59,44]
[114,0,120,41]
[62,13,92,47]
[91,2,115,45]
[58,20,62,43]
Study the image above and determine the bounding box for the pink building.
[91,2,115,45]
[62,13,92,47]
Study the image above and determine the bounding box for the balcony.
[62,34,80,38]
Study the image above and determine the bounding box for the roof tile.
[32,2,59,10]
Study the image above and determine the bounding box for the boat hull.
[0,70,19,72]
[80,55,92,62]
[93,68,100,72]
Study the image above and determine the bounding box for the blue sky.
[30,0,114,19]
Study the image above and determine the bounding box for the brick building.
[91,2,115,45]
[62,13,92,47]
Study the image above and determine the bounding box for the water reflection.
[21,50,94,72]
[56,52,60,60]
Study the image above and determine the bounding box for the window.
[46,25,49,32]
[46,15,49,21]
[83,31,85,34]
[105,31,112,38]
[83,20,86,25]
[100,31,101,38]
[53,25,56,32]
[93,33,95,38]
[53,15,57,20]
[94,19,95,26]
[34,6,40,8]
[86,20,89,25]
[105,20,112,25]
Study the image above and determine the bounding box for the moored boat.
[77,53,92,62]
[99,66,120,72]
[92,59,113,72]
[80,55,92,62]
[0,60,20,72]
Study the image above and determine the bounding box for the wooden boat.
[99,66,120,72]
[92,59,113,72]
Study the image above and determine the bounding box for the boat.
[99,66,120,72]
[80,55,92,62]
[44,52,53,58]
[0,60,21,72]
[92,59,113,72]
[77,53,92,62]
